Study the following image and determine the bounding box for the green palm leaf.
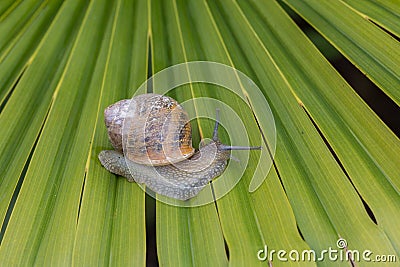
[0,0,399,266]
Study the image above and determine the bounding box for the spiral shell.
[104,94,195,166]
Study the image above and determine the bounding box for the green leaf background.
[0,0,399,266]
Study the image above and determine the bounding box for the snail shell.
[104,94,195,166]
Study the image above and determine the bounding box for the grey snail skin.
[98,94,260,200]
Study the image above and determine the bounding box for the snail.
[98,93,260,200]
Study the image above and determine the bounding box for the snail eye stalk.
[212,108,220,141]
[220,145,262,151]
[213,108,261,151]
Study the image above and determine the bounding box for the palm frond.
[0,0,399,265]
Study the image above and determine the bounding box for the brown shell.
[104,94,195,166]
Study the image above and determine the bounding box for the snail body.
[99,141,230,200]
[98,94,258,200]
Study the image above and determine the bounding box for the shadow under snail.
[98,93,260,200]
